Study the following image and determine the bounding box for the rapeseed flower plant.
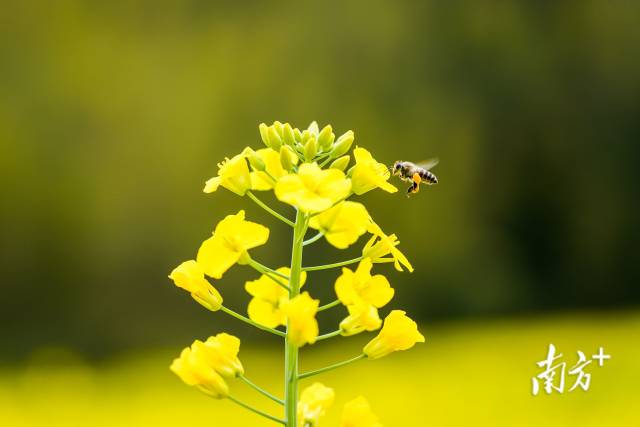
[168,121,427,426]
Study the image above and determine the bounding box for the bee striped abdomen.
[420,169,438,184]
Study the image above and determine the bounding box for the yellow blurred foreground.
[1,310,638,427]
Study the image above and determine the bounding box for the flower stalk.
[228,395,285,424]
[316,329,342,341]
[239,374,284,405]
[317,299,341,312]
[284,209,308,425]
[302,256,364,272]
[298,354,367,380]
[247,190,295,227]
[220,305,286,337]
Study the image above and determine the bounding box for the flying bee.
[392,159,439,195]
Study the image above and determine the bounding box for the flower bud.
[242,147,266,171]
[272,121,284,138]
[293,128,303,142]
[301,129,311,143]
[280,145,295,171]
[283,123,296,146]
[307,121,319,137]
[330,130,355,158]
[329,155,350,171]
[258,123,270,147]
[304,137,318,161]
[317,125,335,151]
[267,126,283,151]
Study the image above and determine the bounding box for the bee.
[392,159,439,195]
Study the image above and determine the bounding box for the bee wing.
[416,158,439,171]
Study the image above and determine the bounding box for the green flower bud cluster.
[259,121,355,168]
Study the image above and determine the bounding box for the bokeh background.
[1,1,639,426]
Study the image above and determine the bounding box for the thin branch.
[316,330,342,341]
[248,260,291,291]
[302,256,363,272]
[247,191,294,227]
[303,231,325,246]
[239,375,284,405]
[319,157,333,168]
[317,299,341,312]
[227,395,285,425]
[220,306,285,337]
[298,354,367,380]
[249,259,291,280]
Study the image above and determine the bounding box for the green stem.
[285,210,308,426]
[298,354,366,380]
[319,157,333,168]
[239,375,284,405]
[248,260,291,292]
[220,305,286,337]
[302,256,363,272]
[227,395,285,425]
[249,259,291,280]
[316,330,342,341]
[247,191,295,227]
[317,299,341,312]
[263,170,279,183]
[302,231,325,246]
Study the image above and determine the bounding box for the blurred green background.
[1,1,639,426]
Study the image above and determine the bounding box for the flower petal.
[197,236,241,279]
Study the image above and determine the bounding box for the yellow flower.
[362,221,413,273]
[198,333,244,378]
[341,396,382,427]
[197,210,269,279]
[169,260,223,311]
[281,292,319,347]
[363,310,425,359]
[350,147,397,195]
[297,383,335,427]
[203,150,252,196]
[309,201,370,249]
[275,163,351,213]
[170,333,244,398]
[170,344,229,398]
[248,147,298,191]
[334,258,394,308]
[340,303,382,336]
[245,267,307,328]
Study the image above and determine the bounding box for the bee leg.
[406,181,419,196]
[408,173,421,195]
